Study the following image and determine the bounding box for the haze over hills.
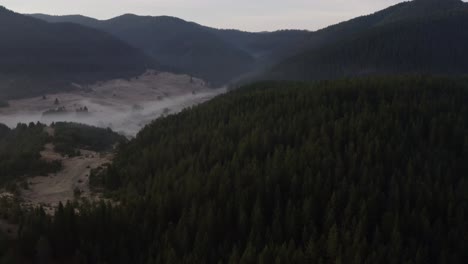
[1,1,468,263]
[8,0,468,96]
[266,0,468,80]
[0,6,156,100]
[30,13,309,86]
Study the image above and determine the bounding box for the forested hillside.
[6,77,467,263]
[30,14,255,85]
[0,123,60,189]
[266,0,468,81]
[0,122,125,190]
[31,14,309,85]
[52,122,127,157]
[23,0,468,86]
[0,7,155,99]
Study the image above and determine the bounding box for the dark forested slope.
[0,7,154,99]
[30,13,309,85]
[51,122,127,157]
[28,0,468,85]
[97,15,260,85]
[0,122,125,190]
[31,14,256,85]
[266,0,468,81]
[9,77,468,263]
[0,123,60,188]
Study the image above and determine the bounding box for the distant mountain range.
[30,13,309,86]
[1,0,468,99]
[265,0,468,80]
[0,7,154,99]
[0,7,308,100]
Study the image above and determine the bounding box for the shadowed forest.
[1,77,466,263]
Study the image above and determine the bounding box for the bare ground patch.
[21,135,113,213]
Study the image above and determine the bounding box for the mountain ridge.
[0,7,157,99]
[30,13,310,85]
[264,0,468,81]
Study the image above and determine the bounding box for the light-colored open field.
[0,71,226,214]
[21,147,112,213]
[1,127,113,214]
[0,71,226,136]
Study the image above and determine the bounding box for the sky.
[0,0,411,31]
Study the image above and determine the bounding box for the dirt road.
[22,147,112,212]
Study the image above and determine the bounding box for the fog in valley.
[0,90,223,136]
[0,71,226,136]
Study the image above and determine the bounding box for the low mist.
[0,89,226,137]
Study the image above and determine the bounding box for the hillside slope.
[0,7,155,99]
[31,14,256,85]
[266,0,468,80]
[9,77,468,263]
[31,13,310,85]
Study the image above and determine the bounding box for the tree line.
[2,76,468,263]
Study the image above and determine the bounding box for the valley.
[0,71,226,136]
[0,71,225,215]
[1,1,467,263]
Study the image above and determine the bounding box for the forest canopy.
[0,122,125,189]
[0,123,60,188]
[52,122,127,157]
[4,76,468,263]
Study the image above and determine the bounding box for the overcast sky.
[0,0,415,31]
